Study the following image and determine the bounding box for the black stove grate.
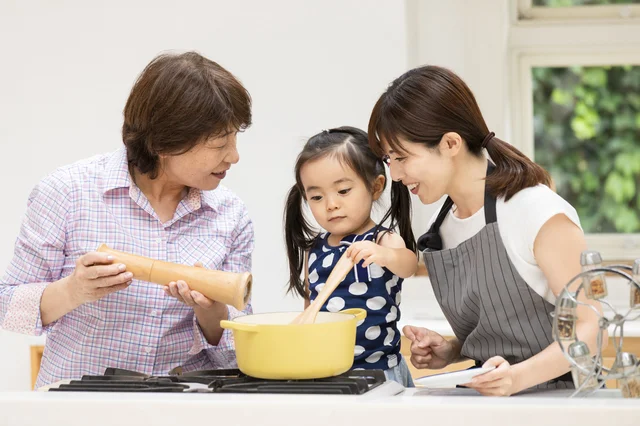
[48,368,386,395]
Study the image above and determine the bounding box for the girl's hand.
[163,262,216,309]
[465,356,518,396]
[345,241,391,268]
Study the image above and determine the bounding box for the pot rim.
[223,308,366,327]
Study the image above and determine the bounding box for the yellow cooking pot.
[220,308,366,380]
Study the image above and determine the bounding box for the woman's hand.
[466,356,518,396]
[403,325,456,369]
[163,262,216,309]
[65,252,133,306]
[346,241,391,268]
[163,262,228,345]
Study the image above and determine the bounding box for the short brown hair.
[122,51,252,178]
[369,66,551,201]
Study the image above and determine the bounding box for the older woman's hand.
[163,262,216,309]
[66,252,133,306]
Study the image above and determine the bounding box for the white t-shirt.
[426,184,582,305]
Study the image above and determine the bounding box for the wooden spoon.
[97,244,252,310]
[290,251,354,324]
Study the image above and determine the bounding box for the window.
[532,65,640,234]
[510,2,640,259]
[518,0,640,20]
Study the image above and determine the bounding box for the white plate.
[414,366,496,388]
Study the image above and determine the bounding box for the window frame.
[509,2,640,260]
[517,0,640,21]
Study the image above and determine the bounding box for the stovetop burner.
[48,367,388,395]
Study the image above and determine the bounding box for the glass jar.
[554,289,577,341]
[580,250,607,300]
[631,259,640,308]
[615,352,640,399]
[568,341,599,391]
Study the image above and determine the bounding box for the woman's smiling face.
[383,136,453,205]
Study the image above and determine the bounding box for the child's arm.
[345,232,418,279]
[377,232,418,278]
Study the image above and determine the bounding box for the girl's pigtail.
[284,184,314,299]
[381,180,416,253]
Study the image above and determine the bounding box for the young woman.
[368,65,603,395]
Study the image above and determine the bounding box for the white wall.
[0,0,410,390]
[407,0,510,142]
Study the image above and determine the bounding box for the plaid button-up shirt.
[0,147,254,388]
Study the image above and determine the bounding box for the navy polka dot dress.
[307,225,403,371]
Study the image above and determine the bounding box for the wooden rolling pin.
[97,244,252,310]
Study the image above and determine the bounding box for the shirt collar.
[102,147,132,193]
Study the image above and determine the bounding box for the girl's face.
[383,136,454,205]
[300,155,383,238]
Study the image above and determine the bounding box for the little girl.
[284,126,417,387]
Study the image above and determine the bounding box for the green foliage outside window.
[532,65,640,233]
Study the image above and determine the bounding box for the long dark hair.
[284,126,415,299]
[368,66,551,201]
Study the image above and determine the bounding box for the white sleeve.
[497,185,583,304]
[530,186,580,254]
[500,185,582,261]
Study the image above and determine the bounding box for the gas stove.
[46,367,405,396]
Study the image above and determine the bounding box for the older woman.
[0,52,253,387]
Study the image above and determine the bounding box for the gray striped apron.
[417,167,573,390]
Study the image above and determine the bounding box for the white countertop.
[1,387,639,426]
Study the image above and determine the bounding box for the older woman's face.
[161,132,240,191]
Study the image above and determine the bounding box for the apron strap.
[484,163,497,224]
[417,161,497,252]
[416,196,454,252]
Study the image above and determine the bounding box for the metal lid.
[633,259,640,276]
[556,289,577,309]
[612,352,639,375]
[580,250,602,266]
[616,352,638,368]
[568,341,590,358]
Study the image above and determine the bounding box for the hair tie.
[481,131,495,149]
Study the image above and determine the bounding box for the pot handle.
[219,320,259,333]
[338,308,367,322]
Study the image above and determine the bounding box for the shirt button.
[155,238,163,244]
[150,310,159,317]
[144,347,153,354]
